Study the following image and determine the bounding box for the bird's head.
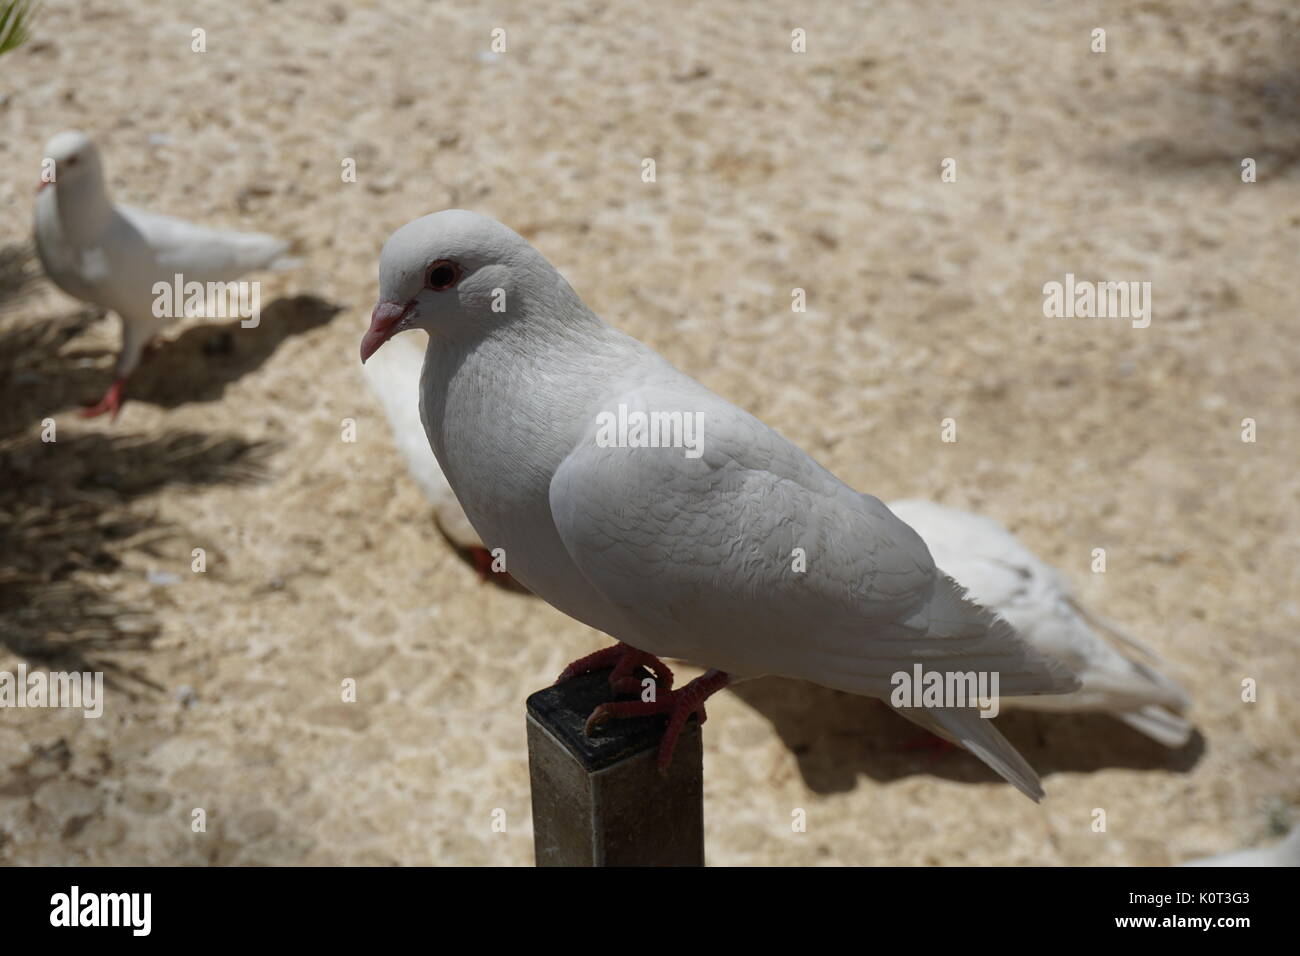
[361,210,546,363]
[38,130,102,194]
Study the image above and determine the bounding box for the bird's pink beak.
[36,179,51,194]
[360,300,413,363]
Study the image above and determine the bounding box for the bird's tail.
[885,575,1079,801]
[1117,705,1194,748]
[896,705,1046,802]
[921,574,1082,698]
[1061,597,1194,745]
[1075,599,1192,708]
[231,232,293,273]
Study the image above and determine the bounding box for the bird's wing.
[548,385,1076,801]
[117,205,289,284]
[548,384,1075,698]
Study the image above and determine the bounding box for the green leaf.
[0,0,36,57]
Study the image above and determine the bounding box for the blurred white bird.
[361,210,1081,800]
[33,130,293,419]
[360,328,523,590]
[888,499,1193,747]
[1180,825,1300,866]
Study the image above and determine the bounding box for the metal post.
[526,666,704,866]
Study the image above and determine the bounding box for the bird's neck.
[422,296,642,474]
[57,176,114,244]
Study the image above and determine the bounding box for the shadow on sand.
[729,676,1204,795]
[1087,25,1300,179]
[0,244,314,690]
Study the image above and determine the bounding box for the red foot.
[464,545,528,592]
[556,641,675,695]
[584,667,731,773]
[876,700,957,761]
[431,513,527,593]
[80,378,127,420]
[902,733,959,762]
[468,545,495,579]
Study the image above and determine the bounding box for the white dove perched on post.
[33,130,292,419]
[354,339,1192,745]
[360,210,1082,802]
[888,499,1193,746]
[357,340,1191,745]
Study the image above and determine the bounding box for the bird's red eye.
[66,156,79,167]
[426,259,461,291]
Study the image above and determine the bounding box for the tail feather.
[1070,598,1193,717]
[898,705,1045,802]
[1071,599,1162,662]
[1118,705,1194,748]
[229,232,290,273]
[881,576,1081,802]
[266,253,303,272]
[923,574,1082,698]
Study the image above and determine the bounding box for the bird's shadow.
[0,273,282,688]
[0,427,278,693]
[1087,27,1300,179]
[1,242,340,423]
[0,279,108,439]
[728,677,1204,794]
[104,294,342,410]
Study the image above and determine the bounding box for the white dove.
[33,130,292,419]
[361,210,1080,801]
[1180,825,1300,867]
[361,328,523,589]
[888,499,1193,746]
[355,332,1191,746]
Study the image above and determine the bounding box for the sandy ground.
[0,0,1297,866]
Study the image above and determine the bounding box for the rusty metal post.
[526,666,704,866]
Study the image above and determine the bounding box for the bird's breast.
[419,336,627,634]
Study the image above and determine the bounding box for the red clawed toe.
[584,668,731,773]
[556,641,675,695]
[80,378,127,420]
[555,644,729,771]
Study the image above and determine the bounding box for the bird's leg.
[467,545,497,581]
[584,669,731,773]
[432,514,525,592]
[463,543,528,592]
[556,642,674,695]
[873,700,959,757]
[80,377,128,421]
[902,734,959,759]
[85,319,150,421]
